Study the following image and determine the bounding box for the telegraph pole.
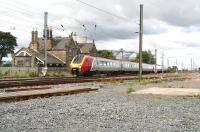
[121,48,124,61]
[43,12,48,76]
[176,59,178,73]
[167,58,169,68]
[155,49,157,73]
[162,52,164,76]
[139,4,143,82]
[191,58,193,71]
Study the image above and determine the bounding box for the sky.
[0,0,200,69]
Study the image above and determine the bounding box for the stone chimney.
[73,32,77,42]
[47,27,53,50]
[82,35,87,43]
[34,29,38,42]
[49,26,52,38]
[31,29,34,42]
[29,28,38,51]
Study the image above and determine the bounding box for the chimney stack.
[47,26,53,50]
[29,28,38,51]
[34,28,38,42]
[82,35,87,43]
[31,28,34,42]
[49,26,52,38]
[73,32,77,42]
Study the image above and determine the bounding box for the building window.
[17,60,24,66]
[69,49,72,57]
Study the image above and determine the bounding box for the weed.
[139,79,161,85]
[126,88,136,94]
[182,96,187,100]
[168,85,172,88]
[29,72,39,77]
[193,94,200,99]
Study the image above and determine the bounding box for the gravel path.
[1,79,200,131]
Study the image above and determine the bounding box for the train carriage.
[70,54,166,76]
[91,57,121,72]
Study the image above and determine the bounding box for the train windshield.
[73,54,84,64]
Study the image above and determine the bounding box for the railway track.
[0,73,189,89]
[0,76,134,89]
[0,73,192,102]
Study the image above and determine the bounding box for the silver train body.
[90,57,166,74]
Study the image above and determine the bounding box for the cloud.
[1,0,200,69]
[143,0,200,27]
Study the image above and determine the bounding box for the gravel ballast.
[1,79,200,131]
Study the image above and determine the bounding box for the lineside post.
[139,4,143,82]
[42,12,48,76]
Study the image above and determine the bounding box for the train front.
[70,54,94,76]
[70,54,84,76]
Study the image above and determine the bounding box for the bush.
[126,88,136,94]
[29,71,39,77]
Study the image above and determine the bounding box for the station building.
[12,28,97,68]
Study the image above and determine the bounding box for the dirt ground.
[134,87,200,95]
[133,73,200,96]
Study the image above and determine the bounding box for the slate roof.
[53,37,72,49]
[29,49,65,64]
[77,43,95,54]
[38,38,44,50]
[37,37,75,50]
[17,48,65,65]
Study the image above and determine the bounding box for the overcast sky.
[0,0,200,69]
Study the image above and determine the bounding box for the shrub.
[126,88,136,94]
[29,71,39,77]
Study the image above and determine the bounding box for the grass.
[193,94,200,99]
[182,95,200,100]
[0,71,39,78]
[126,88,136,94]
[0,70,72,78]
[139,78,162,85]
[45,71,72,77]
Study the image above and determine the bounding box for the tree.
[135,50,156,64]
[167,66,178,73]
[0,31,17,64]
[97,50,115,59]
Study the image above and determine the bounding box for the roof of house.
[53,37,73,49]
[37,37,76,50]
[77,43,95,54]
[15,48,65,65]
[30,49,65,64]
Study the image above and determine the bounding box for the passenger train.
[70,54,166,76]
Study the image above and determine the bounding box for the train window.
[99,61,103,66]
[73,54,84,64]
[105,62,108,66]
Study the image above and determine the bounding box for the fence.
[0,67,68,73]
[0,67,70,78]
[0,67,38,73]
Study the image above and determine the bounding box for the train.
[70,54,166,76]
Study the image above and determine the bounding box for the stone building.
[12,28,97,68]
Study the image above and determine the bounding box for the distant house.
[12,28,97,68]
[112,50,137,61]
[78,40,97,56]
[13,48,65,67]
